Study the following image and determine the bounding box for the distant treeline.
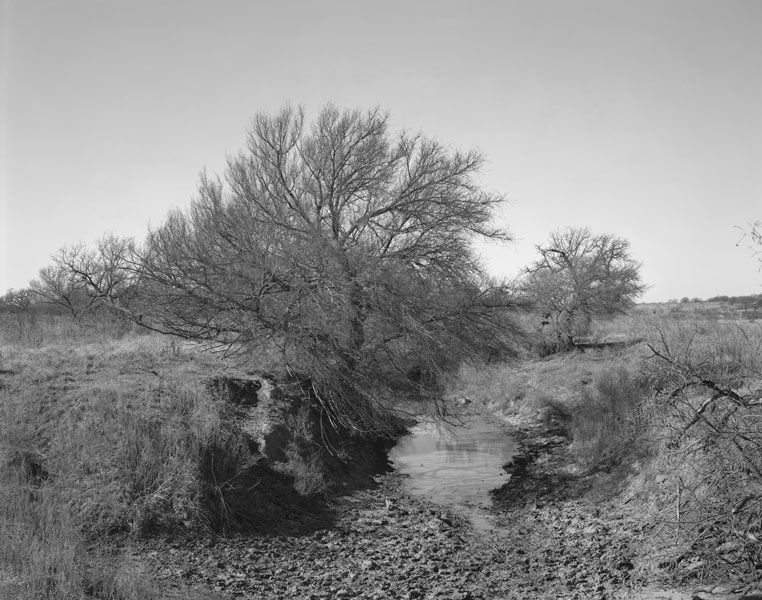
[666,294,762,306]
[0,288,66,314]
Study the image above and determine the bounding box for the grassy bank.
[0,327,397,599]
[0,335,243,597]
[448,303,762,582]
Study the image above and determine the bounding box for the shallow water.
[388,415,517,510]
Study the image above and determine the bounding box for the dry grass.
[449,338,645,423]
[0,332,260,598]
[566,366,652,470]
[0,309,138,348]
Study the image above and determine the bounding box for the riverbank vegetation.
[449,297,762,582]
[4,293,762,596]
[23,105,520,440]
[1,101,760,596]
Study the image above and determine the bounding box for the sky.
[1,0,760,303]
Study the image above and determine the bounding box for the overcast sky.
[1,0,760,302]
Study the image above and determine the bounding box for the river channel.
[388,415,518,521]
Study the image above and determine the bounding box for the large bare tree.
[523,227,645,351]
[137,104,515,434]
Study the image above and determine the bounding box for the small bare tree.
[522,227,645,351]
[31,235,138,320]
[136,104,517,434]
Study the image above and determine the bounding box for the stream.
[388,415,518,529]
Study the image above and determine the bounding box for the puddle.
[388,415,518,519]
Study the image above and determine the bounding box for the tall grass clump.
[567,366,652,471]
[0,414,162,599]
[46,378,257,535]
[0,339,260,597]
[0,465,82,599]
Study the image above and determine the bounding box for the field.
[1,299,762,598]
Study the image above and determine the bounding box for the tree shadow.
[198,463,335,537]
[200,444,397,538]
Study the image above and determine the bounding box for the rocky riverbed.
[123,471,645,599]
[100,427,761,600]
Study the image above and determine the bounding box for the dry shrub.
[567,366,651,470]
[641,320,762,577]
[56,379,260,535]
[271,395,399,496]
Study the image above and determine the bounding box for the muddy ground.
[95,424,762,600]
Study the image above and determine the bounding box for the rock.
[710,585,733,594]
[717,540,742,554]
[360,559,377,571]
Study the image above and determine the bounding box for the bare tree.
[522,227,645,351]
[31,235,138,320]
[137,104,516,434]
[741,220,762,272]
[0,288,33,312]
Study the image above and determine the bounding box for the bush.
[567,366,651,470]
[642,319,762,576]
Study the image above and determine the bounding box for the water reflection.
[388,416,517,508]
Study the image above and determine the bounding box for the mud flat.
[125,468,744,600]
[124,421,755,600]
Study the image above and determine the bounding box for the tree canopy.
[135,104,516,434]
[523,227,645,351]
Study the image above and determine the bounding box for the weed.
[567,366,651,470]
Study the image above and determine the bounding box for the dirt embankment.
[486,420,762,600]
